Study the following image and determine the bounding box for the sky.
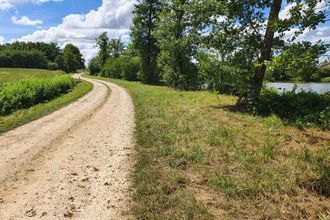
[0,0,136,61]
[0,0,329,62]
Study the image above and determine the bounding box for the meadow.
[0,68,63,82]
[88,75,330,220]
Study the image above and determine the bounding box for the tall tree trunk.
[251,0,282,96]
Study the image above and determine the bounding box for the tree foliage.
[0,41,85,73]
[156,0,200,90]
[0,50,48,69]
[88,57,101,75]
[269,41,328,81]
[0,41,61,62]
[101,55,140,81]
[189,0,328,102]
[96,32,110,68]
[131,0,162,84]
[92,0,328,103]
[109,39,125,58]
[62,44,85,73]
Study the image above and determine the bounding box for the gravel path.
[0,76,135,219]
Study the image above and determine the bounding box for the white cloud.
[0,0,63,11]
[279,2,296,20]
[283,26,330,44]
[279,0,328,20]
[0,35,5,44]
[17,0,136,62]
[279,0,330,45]
[12,15,42,26]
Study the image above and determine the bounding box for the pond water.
[267,82,330,94]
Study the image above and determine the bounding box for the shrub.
[101,56,140,81]
[120,56,140,81]
[47,62,59,70]
[253,88,330,129]
[101,57,122,78]
[0,75,77,116]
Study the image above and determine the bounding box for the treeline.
[88,34,141,82]
[265,42,330,82]
[88,0,329,128]
[89,0,328,95]
[0,42,85,73]
[316,59,330,83]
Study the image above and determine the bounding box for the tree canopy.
[130,0,162,84]
[90,0,329,106]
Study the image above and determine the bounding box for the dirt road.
[0,76,135,219]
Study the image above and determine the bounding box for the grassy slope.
[0,68,64,82]
[90,76,330,219]
[0,69,93,133]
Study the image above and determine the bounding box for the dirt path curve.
[0,76,135,219]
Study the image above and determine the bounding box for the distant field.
[0,68,64,82]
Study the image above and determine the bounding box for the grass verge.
[88,75,330,219]
[0,80,92,134]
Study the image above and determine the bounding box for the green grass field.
[0,68,64,82]
[88,75,330,220]
[0,69,92,133]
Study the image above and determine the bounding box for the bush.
[101,56,140,81]
[120,56,140,81]
[0,75,77,116]
[0,50,48,69]
[253,88,330,129]
[47,62,59,70]
[101,57,122,78]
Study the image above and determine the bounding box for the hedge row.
[0,75,77,116]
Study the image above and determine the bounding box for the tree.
[192,0,328,105]
[156,0,199,90]
[0,49,48,69]
[131,0,162,84]
[251,0,283,97]
[2,41,61,62]
[62,44,85,73]
[269,41,328,81]
[252,0,326,97]
[55,54,66,72]
[0,41,62,70]
[88,57,101,75]
[109,39,124,57]
[96,32,110,68]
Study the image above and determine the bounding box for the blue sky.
[0,0,136,61]
[0,0,329,61]
[0,0,102,41]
